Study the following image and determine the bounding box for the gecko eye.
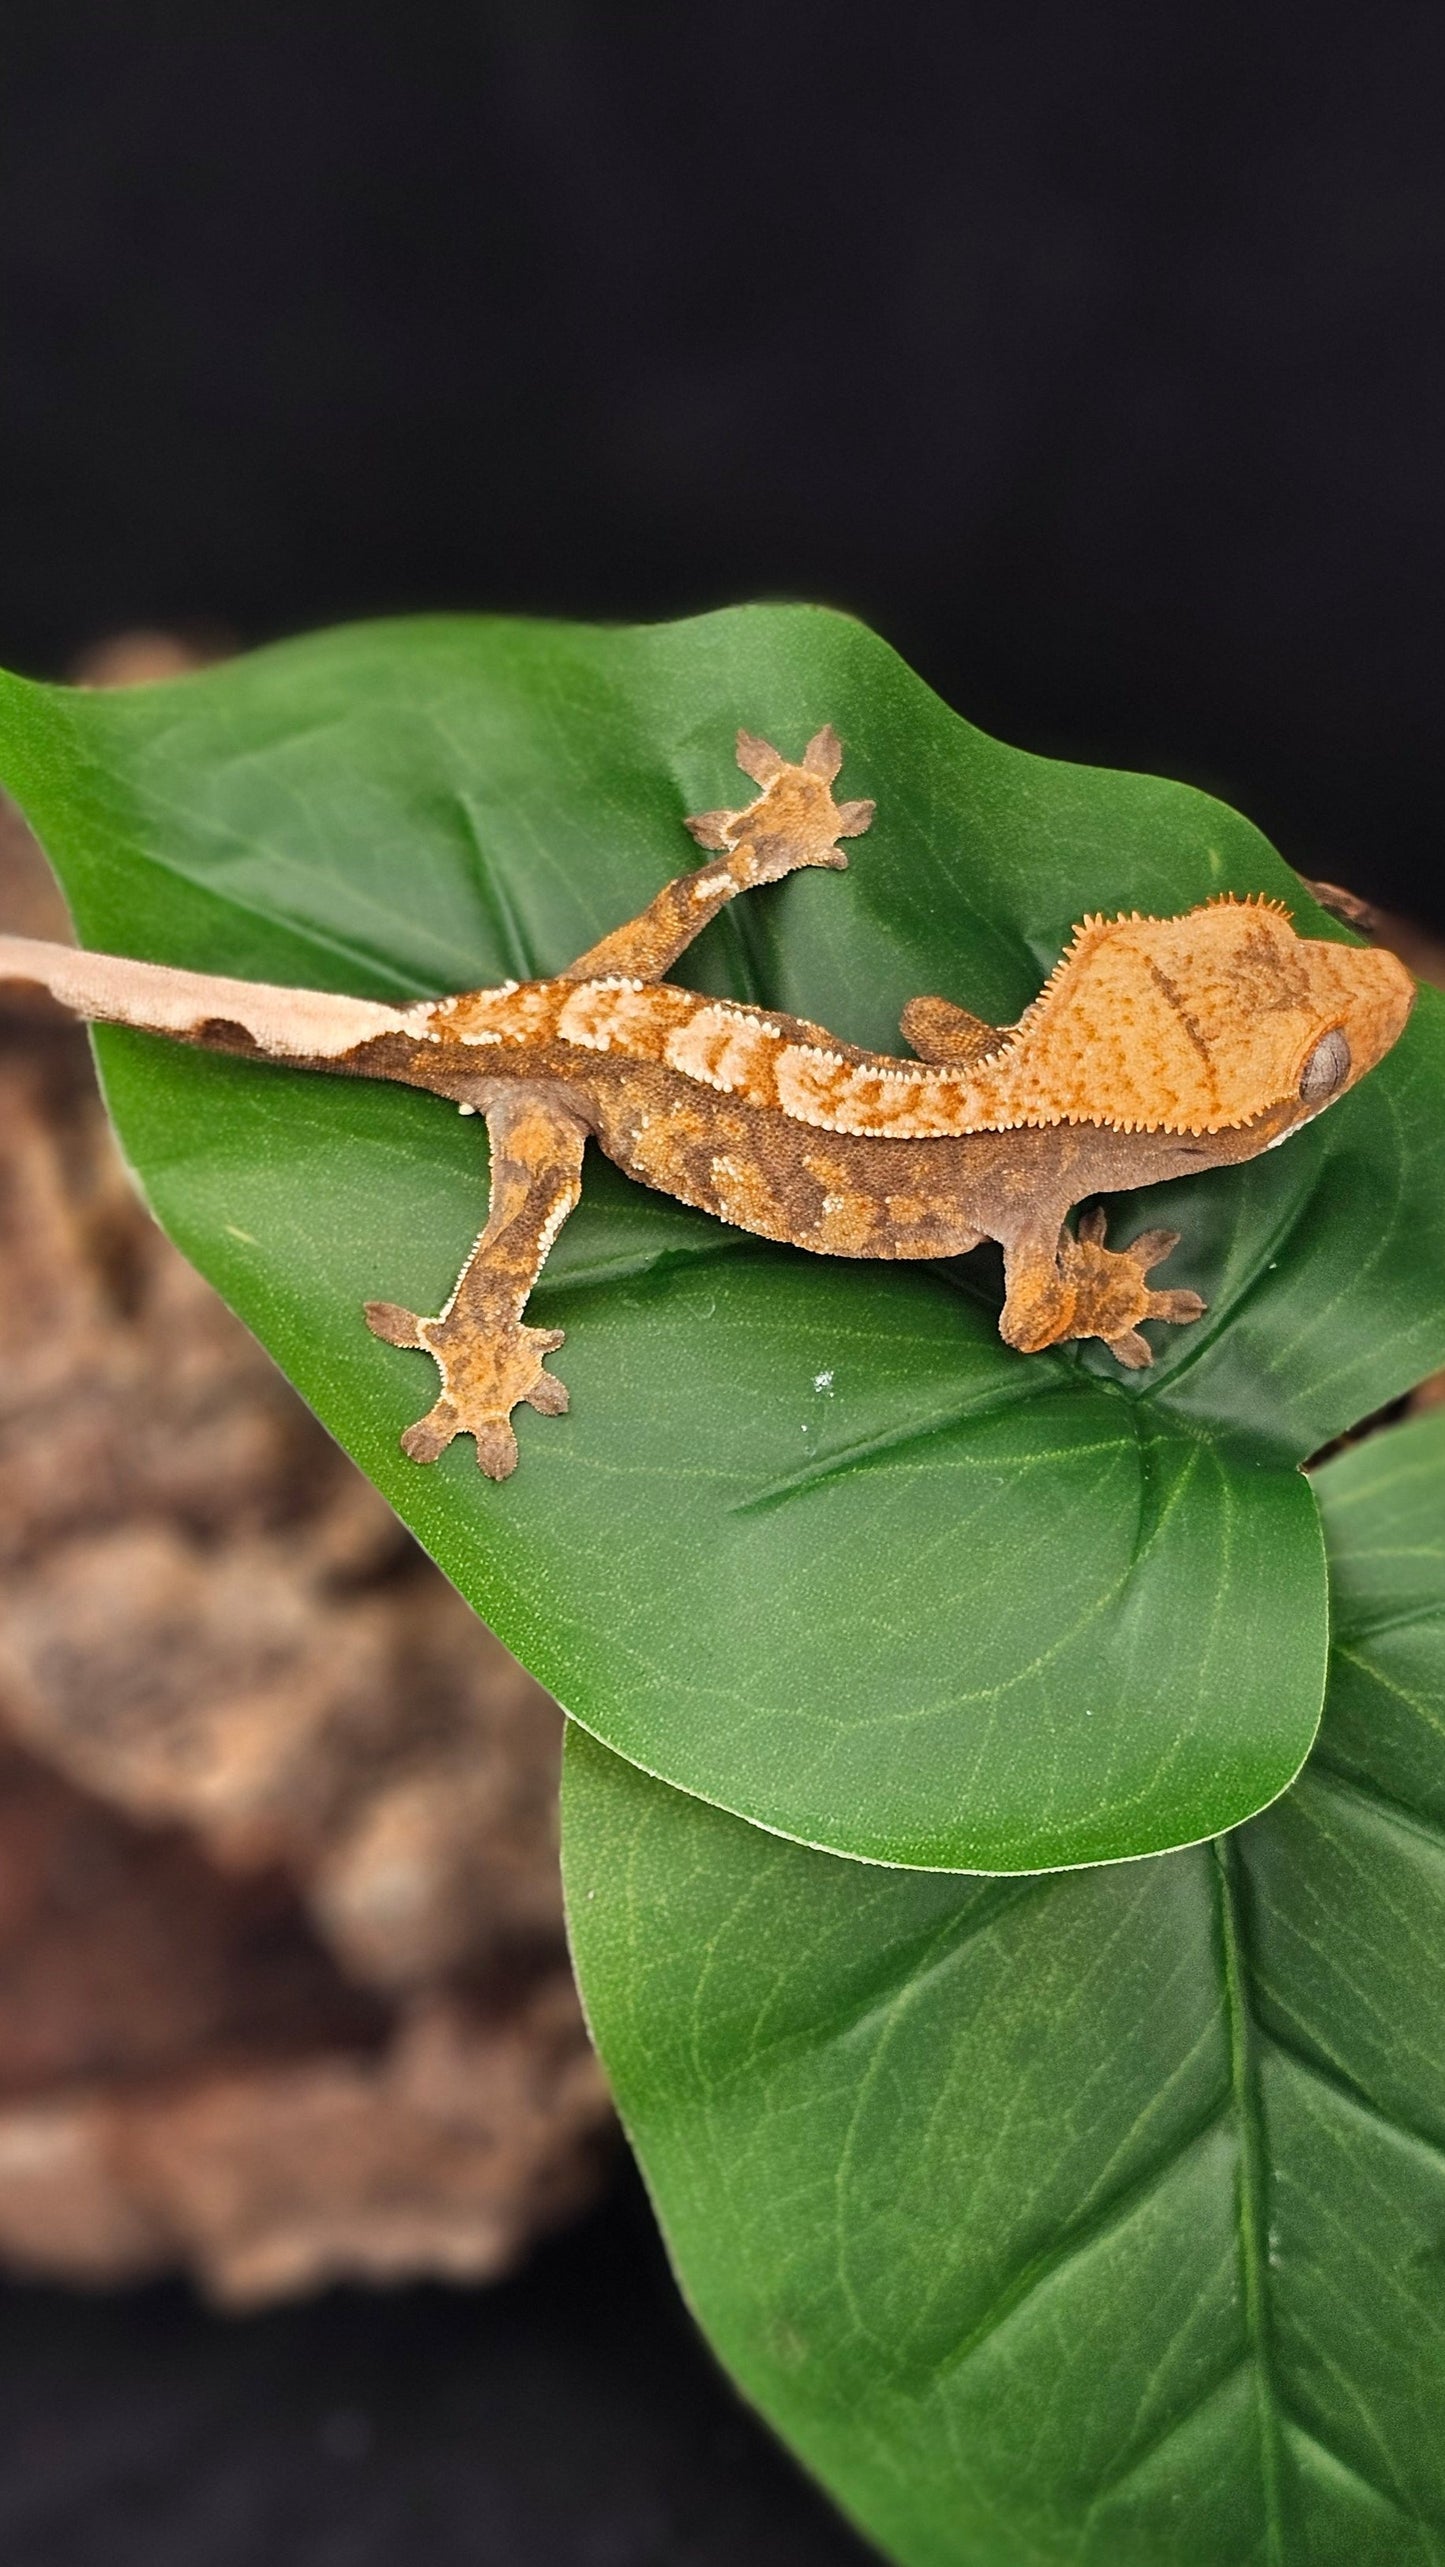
[1299,1029,1351,1101]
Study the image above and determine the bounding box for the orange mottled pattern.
[429,892,1412,1144]
[981,899,1411,1134]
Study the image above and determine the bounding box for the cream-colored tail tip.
[0,933,423,1061]
[0,933,78,993]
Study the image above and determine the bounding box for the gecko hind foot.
[1070,1211,1207,1368]
[363,1301,568,1480]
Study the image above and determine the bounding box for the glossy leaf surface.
[1,610,1442,1867]
[564,1408,1445,2565]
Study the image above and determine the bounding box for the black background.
[0,2173,874,2567]
[4,3,1445,931]
[0,8,1442,2562]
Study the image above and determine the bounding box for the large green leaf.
[563,1406,1445,2566]
[1,610,1442,1869]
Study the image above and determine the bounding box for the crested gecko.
[0,725,1414,1477]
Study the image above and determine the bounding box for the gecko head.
[1259,915,1416,1145]
[1008,894,1415,1138]
[684,728,875,869]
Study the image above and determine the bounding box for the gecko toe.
[802,724,844,780]
[836,797,875,838]
[365,1298,425,1349]
[1127,1227,1182,1271]
[1148,1288,1207,1325]
[1076,1205,1109,1246]
[735,730,787,785]
[683,808,737,851]
[400,1399,461,1464]
[523,1371,570,1417]
[474,1419,521,1480]
[1108,1329,1154,1368]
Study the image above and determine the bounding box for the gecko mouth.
[1265,1108,1325,1151]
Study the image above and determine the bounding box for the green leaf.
[563,1406,1445,2567]
[1,610,1442,1869]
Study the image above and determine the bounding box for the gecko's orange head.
[1006,894,1415,1136]
[1258,911,1416,1141]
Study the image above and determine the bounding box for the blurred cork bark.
[0,691,611,2307]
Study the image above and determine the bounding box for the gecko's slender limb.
[899,994,1005,1065]
[997,1219,1078,1360]
[364,1090,589,1478]
[562,726,873,985]
[999,1206,1207,1367]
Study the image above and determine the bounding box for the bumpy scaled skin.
[0,725,1415,1476]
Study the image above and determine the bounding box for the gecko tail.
[0,932,429,1065]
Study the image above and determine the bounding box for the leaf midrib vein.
[1215,1834,1288,2564]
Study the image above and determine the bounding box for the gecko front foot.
[364,1300,569,1480]
[1063,1210,1207,1367]
[684,727,874,881]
